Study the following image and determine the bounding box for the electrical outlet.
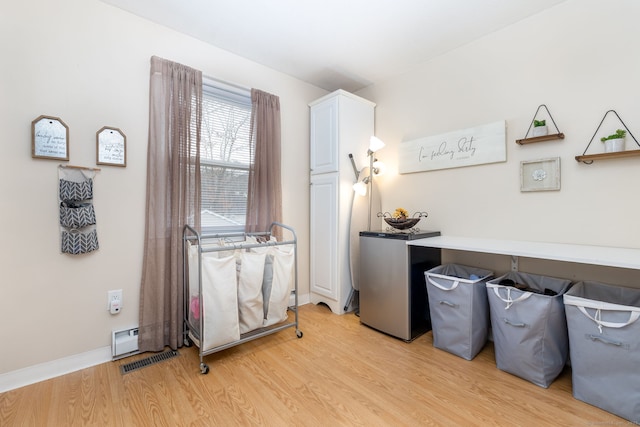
[107,289,123,311]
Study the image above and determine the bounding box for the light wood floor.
[0,303,625,426]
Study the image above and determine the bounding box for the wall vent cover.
[120,350,179,374]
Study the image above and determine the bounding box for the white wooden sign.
[96,126,126,167]
[398,120,506,173]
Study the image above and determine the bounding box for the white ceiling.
[101,0,567,92]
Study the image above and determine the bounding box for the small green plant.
[601,129,626,142]
[534,119,546,127]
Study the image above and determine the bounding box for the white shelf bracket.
[511,255,519,272]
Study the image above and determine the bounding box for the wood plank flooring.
[0,303,625,426]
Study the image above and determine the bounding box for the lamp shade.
[353,181,367,196]
[369,136,385,153]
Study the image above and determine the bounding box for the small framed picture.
[32,115,69,160]
[96,126,126,167]
[520,157,560,192]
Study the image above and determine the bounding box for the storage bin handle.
[587,334,623,347]
[438,300,458,308]
[491,286,532,309]
[427,277,460,291]
[503,317,526,328]
[578,306,640,333]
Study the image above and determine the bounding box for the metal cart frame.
[182,222,302,374]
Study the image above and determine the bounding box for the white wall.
[0,0,324,378]
[4,0,640,387]
[359,0,640,248]
[357,0,640,288]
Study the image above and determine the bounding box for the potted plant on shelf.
[532,119,548,137]
[601,129,626,153]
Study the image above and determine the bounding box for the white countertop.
[408,235,640,270]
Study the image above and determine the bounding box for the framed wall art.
[520,157,560,192]
[31,115,69,161]
[96,126,126,167]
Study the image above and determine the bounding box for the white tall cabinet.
[309,90,375,314]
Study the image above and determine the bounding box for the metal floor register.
[120,350,179,374]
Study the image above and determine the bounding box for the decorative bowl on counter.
[383,217,420,230]
[378,210,429,232]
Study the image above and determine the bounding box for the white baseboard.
[291,292,310,307]
[1,295,312,394]
[0,345,112,393]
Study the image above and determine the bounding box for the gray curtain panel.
[246,89,283,241]
[139,56,202,352]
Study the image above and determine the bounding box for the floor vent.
[120,350,179,374]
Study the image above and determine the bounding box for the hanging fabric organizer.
[58,165,99,254]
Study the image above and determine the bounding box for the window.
[200,81,252,232]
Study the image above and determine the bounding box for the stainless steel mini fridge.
[359,230,441,341]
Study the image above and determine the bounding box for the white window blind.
[200,81,252,231]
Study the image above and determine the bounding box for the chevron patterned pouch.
[59,202,96,228]
[58,166,99,255]
[61,229,99,255]
[59,178,93,202]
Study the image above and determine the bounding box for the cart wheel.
[183,337,192,347]
[296,330,303,338]
[200,363,209,374]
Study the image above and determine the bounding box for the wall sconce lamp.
[350,136,386,230]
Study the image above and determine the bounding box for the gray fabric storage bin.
[425,264,493,360]
[486,272,571,388]
[563,281,640,423]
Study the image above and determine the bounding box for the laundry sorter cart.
[563,281,640,423]
[182,222,302,374]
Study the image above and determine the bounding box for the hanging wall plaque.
[96,126,126,167]
[398,120,506,173]
[32,115,69,161]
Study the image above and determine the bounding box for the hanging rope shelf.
[516,104,565,145]
[575,109,640,164]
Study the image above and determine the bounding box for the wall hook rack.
[575,109,640,164]
[516,104,565,145]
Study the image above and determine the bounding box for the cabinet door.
[310,98,338,175]
[309,173,338,299]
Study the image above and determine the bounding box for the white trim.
[292,293,310,307]
[202,76,251,106]
[203,75,251,94]
[0,346,111,393]
[308,89,376,108]
[408,236,640,271]
[0,299,312,393]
